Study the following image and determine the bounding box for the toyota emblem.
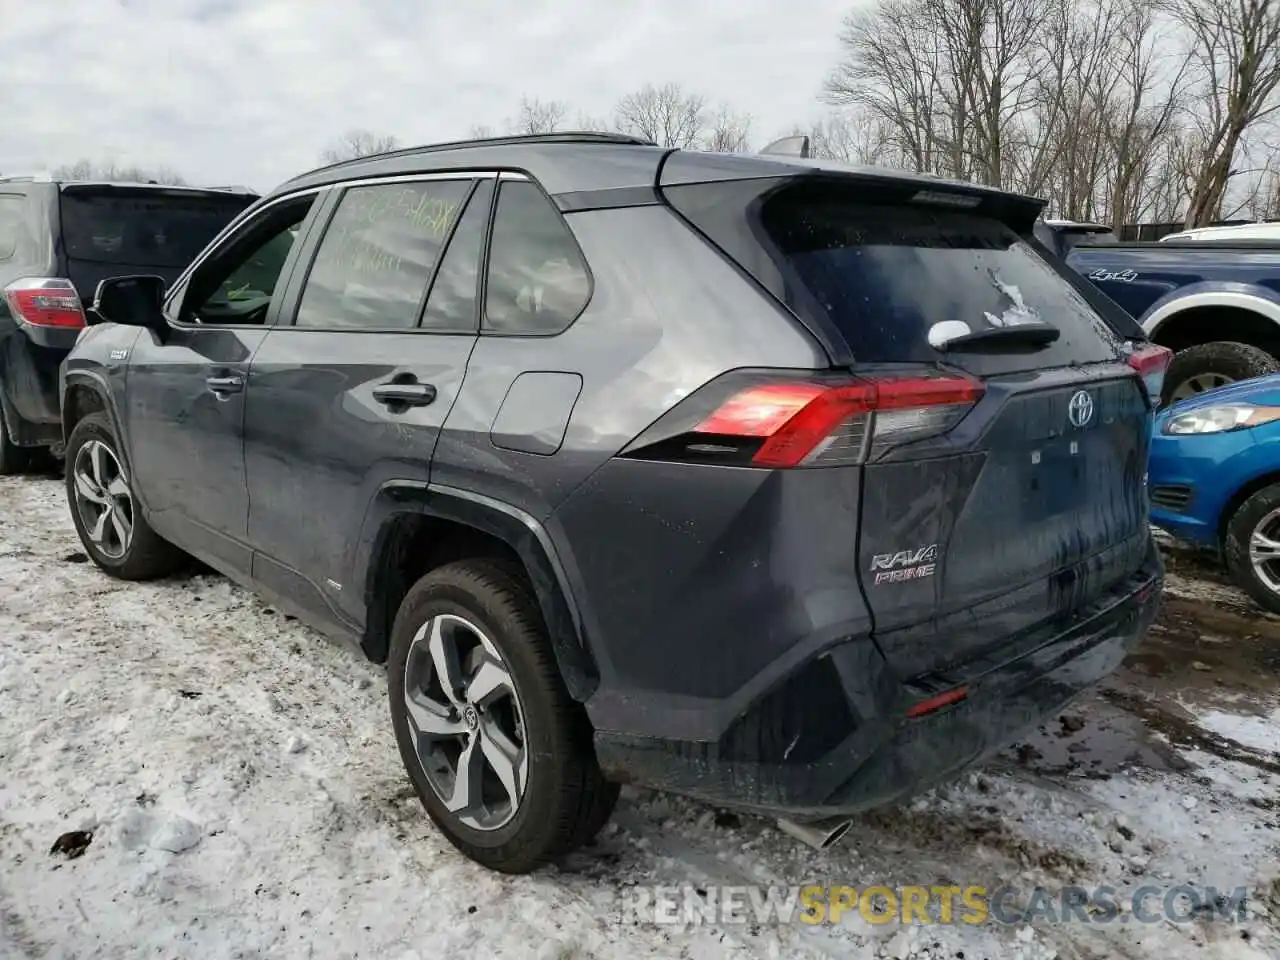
[1068,390,1094,428]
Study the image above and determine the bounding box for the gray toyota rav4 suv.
[61,133,1167,873]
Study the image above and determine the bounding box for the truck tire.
[1163,342,1280,406]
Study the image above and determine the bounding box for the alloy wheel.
[1249,507,1280,598]
[72,440,134,560]
[402,613,529,831]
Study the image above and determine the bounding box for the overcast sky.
[1,0,855,193]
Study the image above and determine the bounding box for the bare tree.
[822,0,1211,227]
[468,124,497,139]
[1101,1,1193,228]
[319,130,400,164]
[1167,0,1280,226]
[53,159,187,184]
[825,0,1052,186]
[572,112,616,133]
[799,110,904,165]
[1243,163,1280,220]
[614,83,707,147]
[1013,0,1131,213]
[824,0,946,173]
[703,104,753,152]
[509,96,568,135]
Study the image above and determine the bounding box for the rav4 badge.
[869,544,939,585]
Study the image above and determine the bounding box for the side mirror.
[90,275,168,335]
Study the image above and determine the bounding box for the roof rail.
[294,130,658,182]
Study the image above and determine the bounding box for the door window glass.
[295,180,472,330]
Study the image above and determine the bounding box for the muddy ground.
[1007,539,1280,798]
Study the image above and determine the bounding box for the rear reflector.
[3,278,86,329]
[906,685,969,718]
[1125,343,1172,405]
[697,373,983,468]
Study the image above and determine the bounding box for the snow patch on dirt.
[1192,707,1280,755]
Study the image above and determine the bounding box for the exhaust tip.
[777,816,855,851]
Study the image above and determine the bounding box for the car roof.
[276,133,666,199]
[270,132,1044,210]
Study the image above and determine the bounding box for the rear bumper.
[593,547,1162,818]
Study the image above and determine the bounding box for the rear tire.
[387,558,615,873]
[64,412,186,580]
[0,409,30,476]
[1224,483,1280,614]
[1163,341,1280,407]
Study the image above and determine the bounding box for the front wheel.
[1224,483,1280,614]
[64,412,186,580]
[387,558,618,873]
[1163,342,1280,407]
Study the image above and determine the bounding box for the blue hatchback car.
[1149,373,1280,611]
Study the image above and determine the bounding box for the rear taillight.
[1125,343,1172,405]
[3,278,86,329]
[622,370,984,468]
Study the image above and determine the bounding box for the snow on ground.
[2,474,1278,960]
[1191,707,1280,755]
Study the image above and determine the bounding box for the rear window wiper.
[931,323,1060,351]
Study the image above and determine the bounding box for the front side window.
[483,180,590,335]
[180,195,315,326]
[295,179,472,330]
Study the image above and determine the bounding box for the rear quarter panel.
[432,203,831,719]
[434,203,828,520]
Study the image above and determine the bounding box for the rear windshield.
[667,179,1129,375]
[59,189,252,268]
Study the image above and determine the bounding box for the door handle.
[206,375,244,394]
[372,382,437,407]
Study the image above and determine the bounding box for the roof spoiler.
[759,135,810,159]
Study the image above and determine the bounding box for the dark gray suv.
[61,132,1167,873]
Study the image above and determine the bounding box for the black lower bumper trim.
[595,566,1162,818]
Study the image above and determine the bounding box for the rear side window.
[58,189,252,267]
[420,180,493,333]
[295,179,472,330]
[667,179,1126,375]
[0,194,22,260]
[483,180,590,335]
